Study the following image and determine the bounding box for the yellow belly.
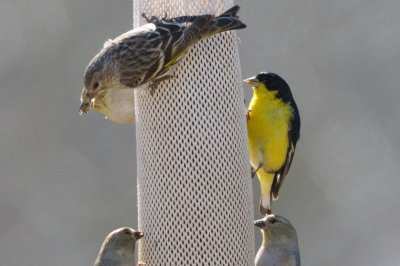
[247,95,292,172]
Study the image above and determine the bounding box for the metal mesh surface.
[133,0,254,264]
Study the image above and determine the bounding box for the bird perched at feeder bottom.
[80,87,135,124]
[254,214,300,266]
[79,5,246,115]
[245,72,300,215]
[94,227,143,266]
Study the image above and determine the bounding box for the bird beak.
[254,219,267,228]
[134,230,144,240]
[79,102,89,116]
[243,76,259,87]
[79,90,97,116]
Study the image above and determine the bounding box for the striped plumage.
[80,5,246,115]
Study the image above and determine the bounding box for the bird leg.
[149,75,176,96]
[251,163,263,178]
[142,12,168,23]
[246,108,251,121]
[142,12,194,24]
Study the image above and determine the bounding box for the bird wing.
[117,18,203,87]
[118,29,167,87]
[161,15,213,68]
[118,9,241,87]
[271,105,300,200]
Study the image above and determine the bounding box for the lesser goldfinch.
[245,72,300,215]
[254,214,300,266]
[94,227,143,266]
[80,5,246,115]
[80,87,135,124]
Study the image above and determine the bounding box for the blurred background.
[0,0,399,265]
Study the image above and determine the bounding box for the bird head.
[81,47,122,115]
[102,227,143,255]
[95,227,143,265]
[244,72,293,103]
[254,214,298,246]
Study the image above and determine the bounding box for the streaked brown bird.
[80,5,246,115]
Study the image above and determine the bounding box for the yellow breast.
[247,88,293,172]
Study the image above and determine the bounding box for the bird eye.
[270,218,277,224]
[93,82,99,89]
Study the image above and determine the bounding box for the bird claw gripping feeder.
[134,0,254,264]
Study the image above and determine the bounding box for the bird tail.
[161,6,245,68]
[178,5,246,44]
[207,5,246,36]
[257,169,275,215]
[173,5,246,36]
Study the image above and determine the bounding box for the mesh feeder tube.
[134,0,254,264]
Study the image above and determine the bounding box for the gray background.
[0,0,399,265]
